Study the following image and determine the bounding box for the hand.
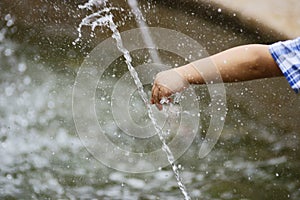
[150,69,189,110]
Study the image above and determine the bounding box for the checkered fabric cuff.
[269,37,300,93]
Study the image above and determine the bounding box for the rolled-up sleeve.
[269,37,300,93]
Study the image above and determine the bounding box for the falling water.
[127,0,162,64]
[76,0,191,199]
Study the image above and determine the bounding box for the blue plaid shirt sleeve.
[269,37,300,93]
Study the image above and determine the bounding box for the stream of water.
[127,0,162,64]
[76,0,191,199]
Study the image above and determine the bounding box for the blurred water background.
[0,0,299,199]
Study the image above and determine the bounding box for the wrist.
[174,64,203,84]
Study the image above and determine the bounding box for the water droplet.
[4,49,13,56]
[5,85,15,96]
[23,76,31,85]
[6,174,12,180]
[48,101,55,109]
[5,14,14,27]
[34,55,41,61]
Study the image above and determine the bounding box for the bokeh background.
[1,0,299,199]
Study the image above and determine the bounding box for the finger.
[158,86,171,102]
[157,86,168,104]
[155,103,163,111]
[150,96,158,105]
[150,84,156,104]
[151,86,160,105]
[151,86,163,110]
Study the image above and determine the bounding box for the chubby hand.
[150,69,189,110]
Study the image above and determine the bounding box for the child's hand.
[150,69,189,110]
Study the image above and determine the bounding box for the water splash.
[79,0,108,9]
[76,1,191,199]
[74,0,122,43]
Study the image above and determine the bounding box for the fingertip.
[150,98,154,104]
[156,103,163,111]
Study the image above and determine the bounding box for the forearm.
[175,44,283,84]
[150,44,284,106]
